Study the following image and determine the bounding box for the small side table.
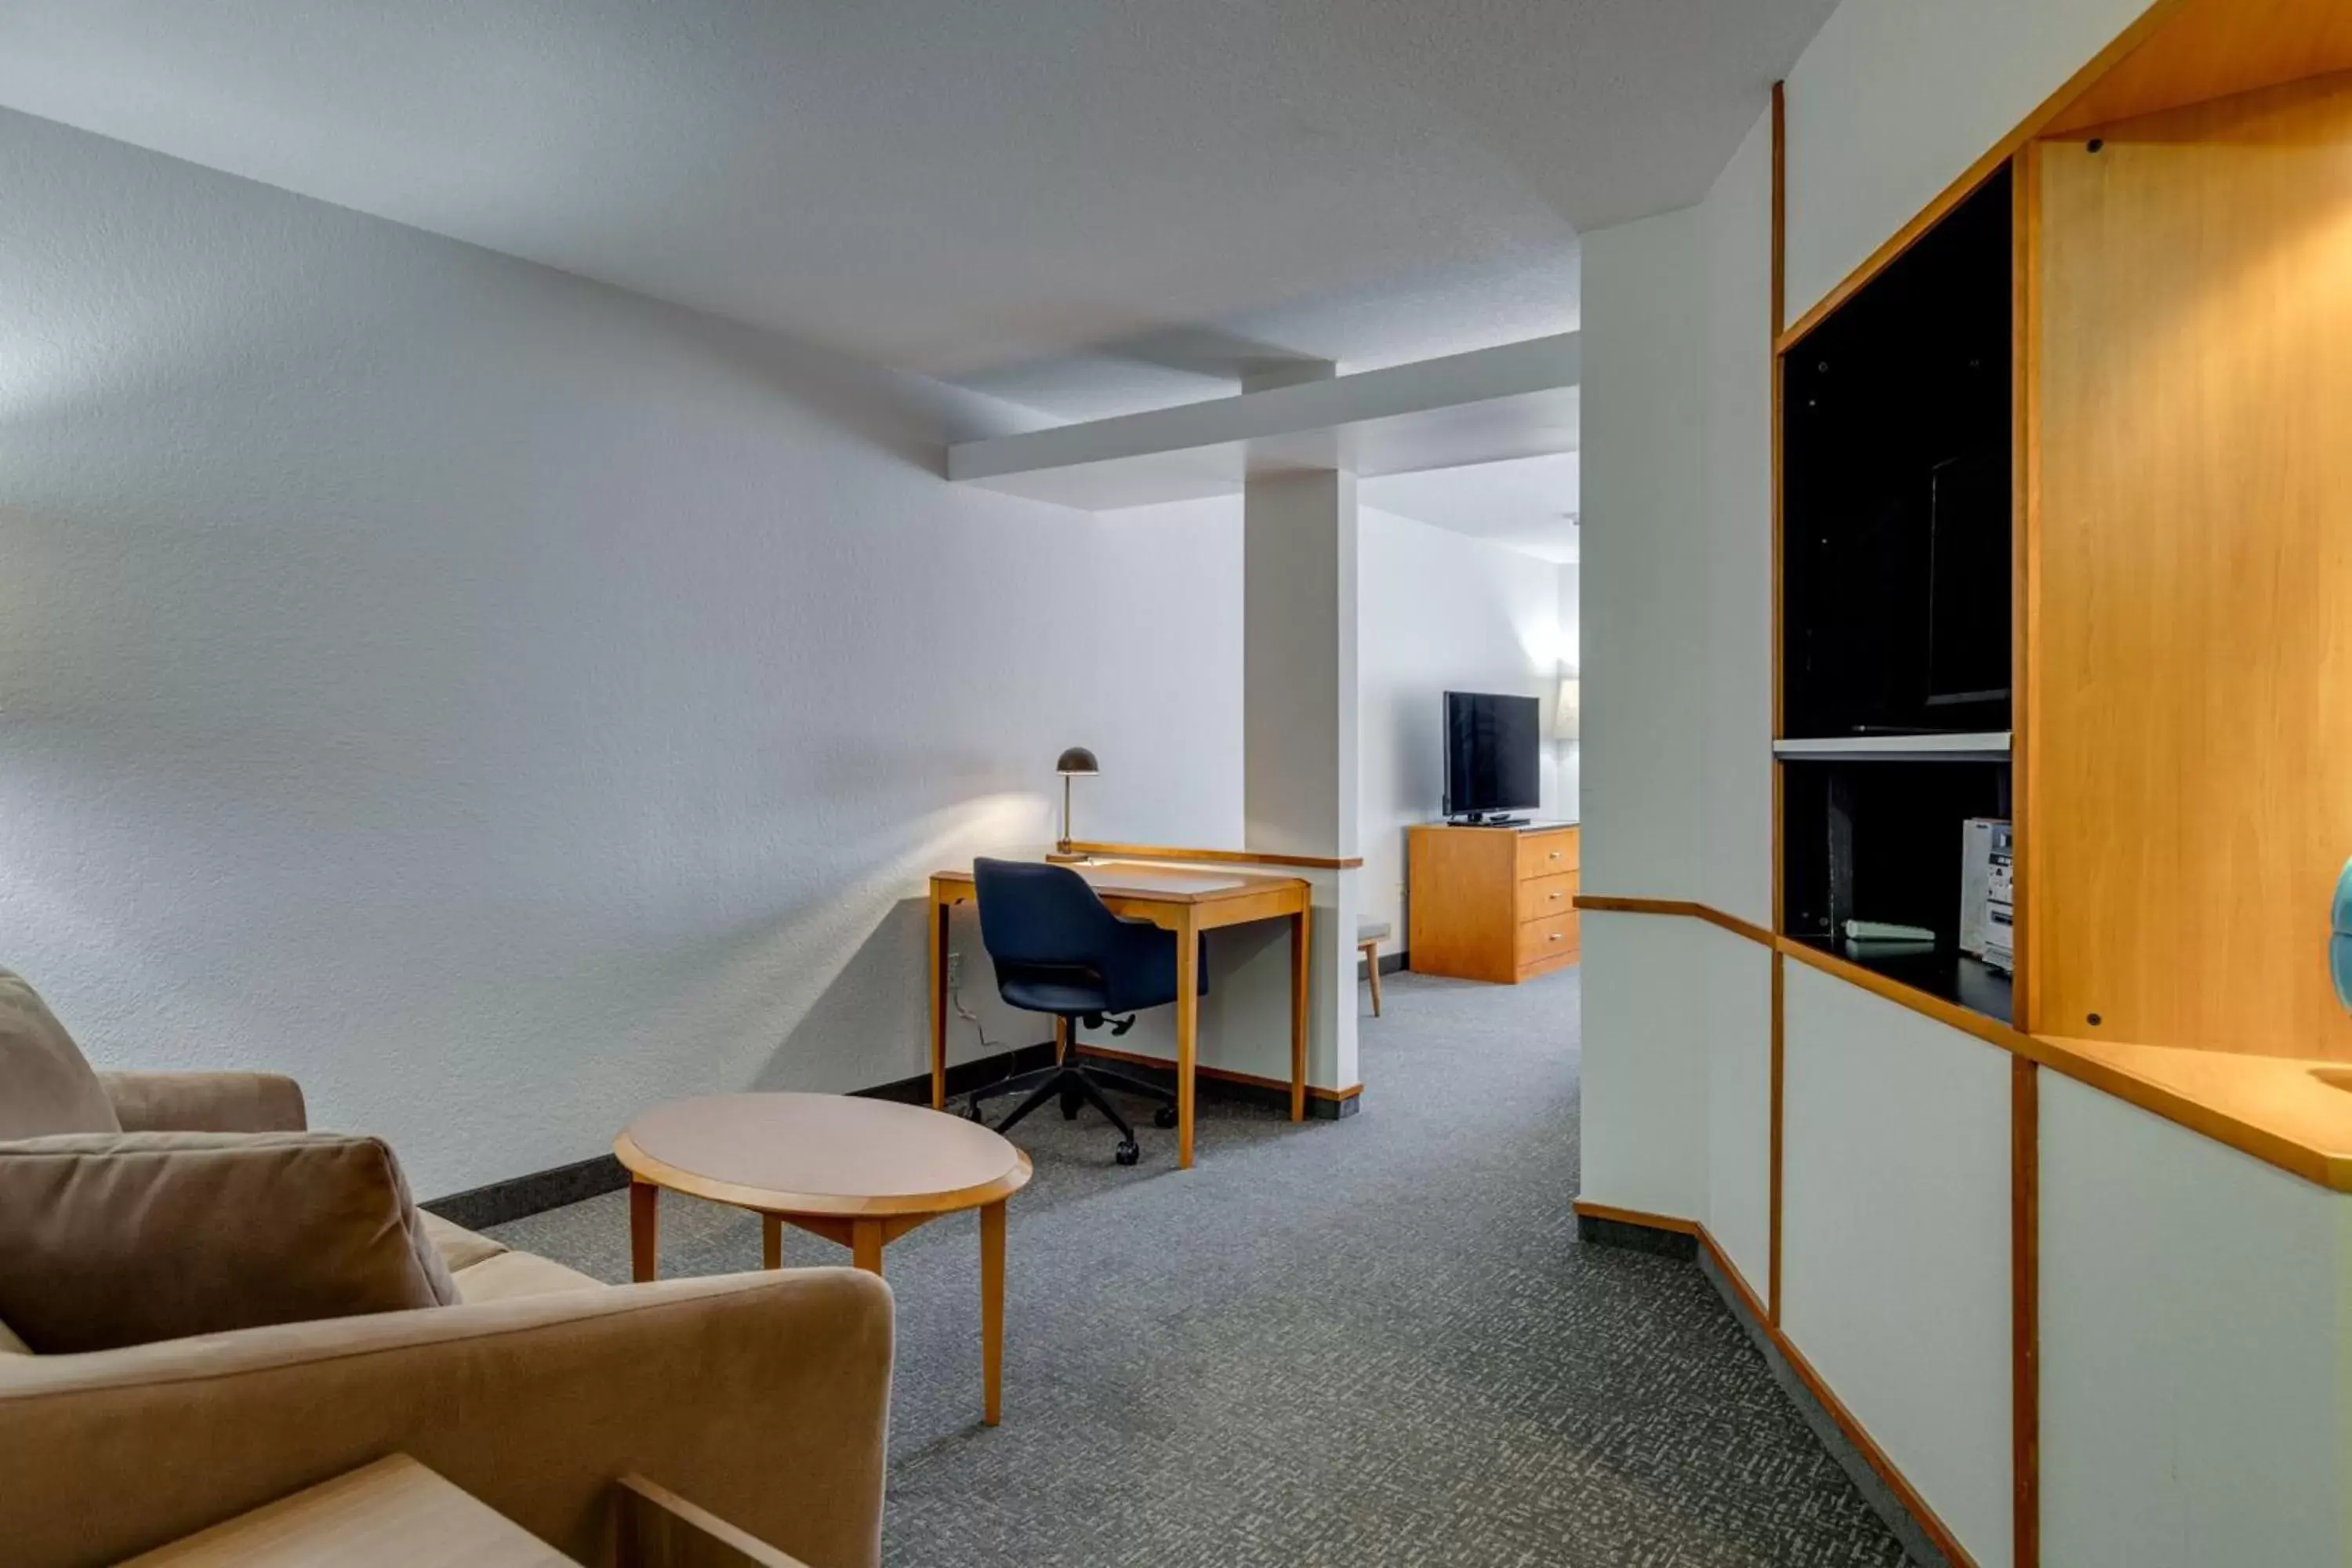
[617,1092,1033,1425]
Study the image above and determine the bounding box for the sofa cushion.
[449,1250,604,1304]
[0,1131,460,1354]
[420,1210,508,1273]
[0,970,118,1140]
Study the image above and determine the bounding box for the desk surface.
[931,859,1307,905]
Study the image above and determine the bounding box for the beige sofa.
[0,987,894,1568]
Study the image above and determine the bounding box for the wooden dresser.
[1406,822,1580,983]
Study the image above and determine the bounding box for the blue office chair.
[964,858,1202,1165]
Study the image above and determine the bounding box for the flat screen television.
[1443,691,1541,823]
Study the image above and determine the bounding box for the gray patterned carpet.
[492,967,1911,1566]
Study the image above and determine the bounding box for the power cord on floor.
[946,949,1004,1057]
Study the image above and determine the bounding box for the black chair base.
[966,1050,1178,1165]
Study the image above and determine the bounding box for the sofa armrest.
[99,1071,307,1133]
[0,1267,893,1568]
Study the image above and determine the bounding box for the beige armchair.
[0,1062,894,1568]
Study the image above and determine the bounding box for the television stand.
[1408,822,1581,982]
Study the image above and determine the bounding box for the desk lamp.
[1055,747,1098,855]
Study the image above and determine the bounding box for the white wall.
[1355,506,1569,946]
[2039,1074,2352,1568]
[1780,966,2016,1568]
[0,106,1244,1199]
[1577,99,1774,1235]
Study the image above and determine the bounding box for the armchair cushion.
[100,1071,307,1134]
[0,1131,459,1354]
[0,970,118,1140]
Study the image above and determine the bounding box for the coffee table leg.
[630,1181,659,1283]
[981,1200,1006,1426]
[762,1213,783,1270]
[851,1218,885,1276]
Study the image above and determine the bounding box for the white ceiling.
[1361,453,1583,564]
[0,0,1830,404]
[0,0,1827,560]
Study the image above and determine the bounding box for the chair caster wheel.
[1059,1091,1081,1121]
[1115,1141,1142,1166]
[1153,1105,1178,1129]
[962,1101,984,1122]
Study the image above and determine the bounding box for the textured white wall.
[0,107,1243,1198]
[1577,97,1773,1236]
[1355,506,1568,947]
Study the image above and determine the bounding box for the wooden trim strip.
[1584,895,2352,1192]
[1572,1199,1700,1236]
[1574,894,1775,948]
[1774,0,2193,352]
[1074,1040,1364,1105]
[1777,937,2038,1057]
[1059,840,1364,871]
[2011,1059,2041,1568]
[1574,1203,1980,1568]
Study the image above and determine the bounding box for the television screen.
[1443,692,1541,818]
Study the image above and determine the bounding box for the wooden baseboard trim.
[427,1044,1065,1225]
[1573,1201,1977,1568]
[1570,1200,1698,1235]
[1075,1040,1363,1119]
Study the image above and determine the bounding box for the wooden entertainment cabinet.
[1406,822,1580,983]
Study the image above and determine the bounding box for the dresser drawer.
[1517,911,1580,967]
[1517,872,1578,923]
[1516,829,1579,881]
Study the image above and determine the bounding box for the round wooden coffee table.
[615,1092,1033,1425]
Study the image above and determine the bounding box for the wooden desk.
[928,860,1313,1167]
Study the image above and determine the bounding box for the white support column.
[1244,463,1361,1094]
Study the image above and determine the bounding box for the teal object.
[2335,858,2352,1011]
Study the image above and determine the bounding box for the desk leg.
[851,1218,885,1276]
[762,1213,783,1270]
[1290,902,1311,1123]
[630,1181,659,1283]
[930,891,949,1110]
[980,1200,1006,1426]
[1176,909,1200,1168]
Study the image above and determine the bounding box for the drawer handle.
[1548,933,1563,942]
[1548,851,1563,858]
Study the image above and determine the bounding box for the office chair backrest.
[971,858,1124,973]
